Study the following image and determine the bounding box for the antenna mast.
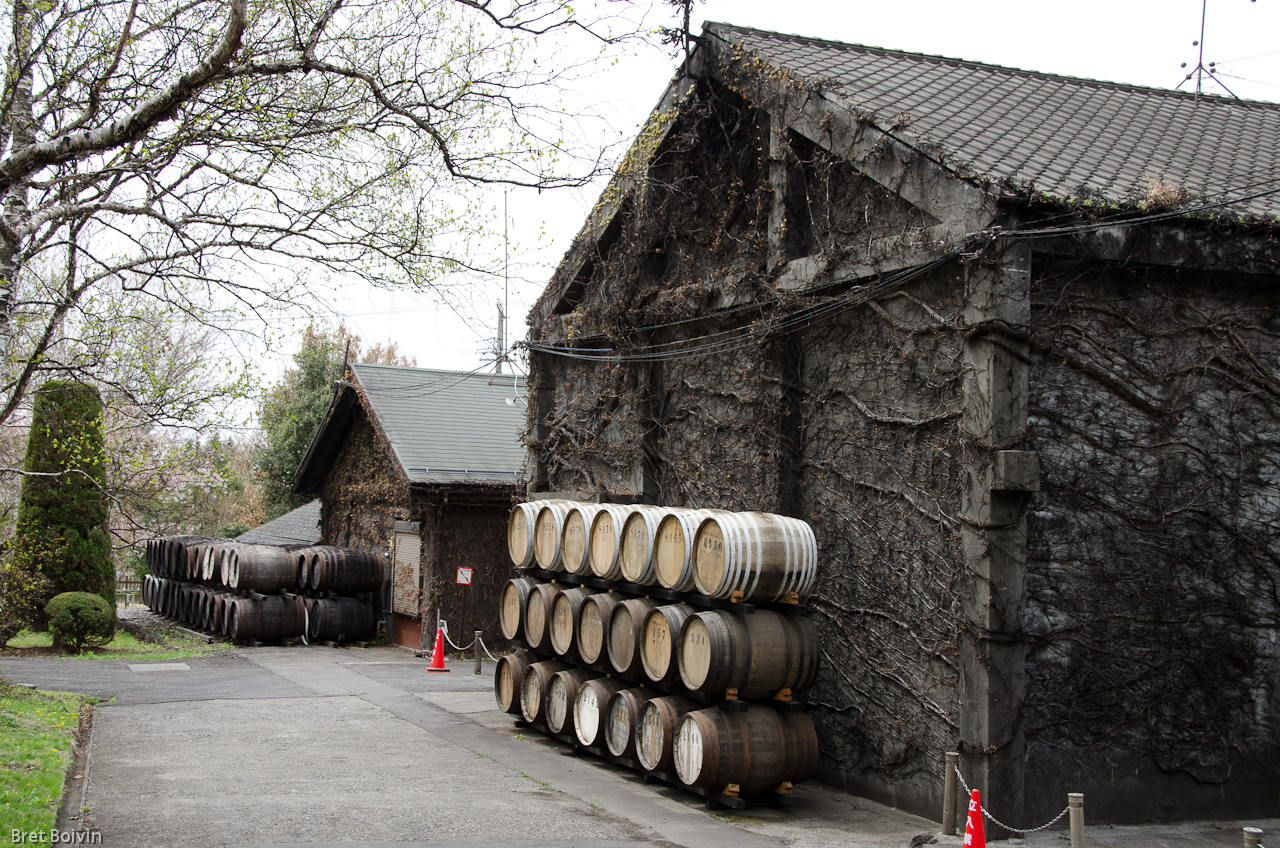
[499,191,510,374]
[1178,0,1241,100]
[494,299,506,375]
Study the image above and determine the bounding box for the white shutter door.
[392,530,421,616]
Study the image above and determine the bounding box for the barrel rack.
[507,565,807,807]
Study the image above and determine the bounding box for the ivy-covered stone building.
[525,23,1280,827]
[294,363,526,650]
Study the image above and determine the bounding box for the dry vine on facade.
[523,23,1280,827]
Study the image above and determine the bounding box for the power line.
[523,178,1280,365]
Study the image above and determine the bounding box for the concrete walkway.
[1,646,1274,848]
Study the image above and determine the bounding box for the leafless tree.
[0,0,647,432]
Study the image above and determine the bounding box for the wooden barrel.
[163,579,179,619]
[655,508,726,591]
[636,695,701,773]
[520,659,571,725]
[159,539,175,577]
[153,577,167,616]
[546,668,597,736]
[228,545,298,593]
[297,546,342,589]
[310,548,384,593]
[549,586,599,658]
[494,650,536,715]
[619,506,665,585]
[228,594,306,643]
[674,707,819,794]
[509,499,567,567]
[639,603,694,686]
[204,589,224,631]
[158,539,175,578]
[678,609,820,700]
[577,592,622,665]
[199,542,234,582]
[533,501,576,571]
[604,686,658,759]
[154,540,168,578]
[211,590,234,632]
[574,676,628,748]
[561,504,605,575]
[588,504,635,580]
[164,535,209,580]
[607,597,658,676]
[197,544,216,582]
[499,577,540,642]
[692,512,817,602]
[209,591,231,635]
[184,587,197,624]
[308,597,376,643]
[523,582,559,652]
[191,588,209,628]
[217,546,235,587]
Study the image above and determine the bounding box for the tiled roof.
[351,363,527,486]
[236,499,321,546]
[706,23,1280,219]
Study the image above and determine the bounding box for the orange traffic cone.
[963,788,986,848]
[424,627,450,673]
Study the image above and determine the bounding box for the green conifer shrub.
[4,381,113,631]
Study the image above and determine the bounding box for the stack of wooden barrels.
[495,499,821,806]
[142,537,384,645]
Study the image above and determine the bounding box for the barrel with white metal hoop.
[588,504,636,580]
[534,501,576,571]
[654,508,727,591]
[508,499,567,568]
[619,506,665,585]
[561,503,605,575]
[692,511,817,602]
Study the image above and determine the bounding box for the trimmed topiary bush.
[45,592,116,654]
[5,381,113,630]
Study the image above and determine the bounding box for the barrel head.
[693,520,727,595]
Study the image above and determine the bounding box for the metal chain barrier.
[954,763,1070,834]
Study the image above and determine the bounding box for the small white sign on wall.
[456,567,473,585]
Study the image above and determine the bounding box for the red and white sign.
[455,567,473,586]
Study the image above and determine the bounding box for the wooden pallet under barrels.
[495,499,822,809]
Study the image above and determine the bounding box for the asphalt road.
[0,646,933,848]
[1,646,1274,848]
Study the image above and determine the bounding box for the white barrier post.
[473,630,483,675]
[1244,826,1264,848]
[1068,793,1085,848]
[942,752,959,835]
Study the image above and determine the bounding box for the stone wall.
[319,406,412,621]
[420,499,513,650]
[1024,258,1280,821]
[528,77,973,819]
[796,271,968,813]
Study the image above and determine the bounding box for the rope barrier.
[439,619,499,662]
[475,635,501,663]
[954,763,1070,835]
[439,620,476,652]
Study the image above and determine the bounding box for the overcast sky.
[274,0,1280,382]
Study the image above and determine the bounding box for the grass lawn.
[0,681,94,831]
[3,626,229,661]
